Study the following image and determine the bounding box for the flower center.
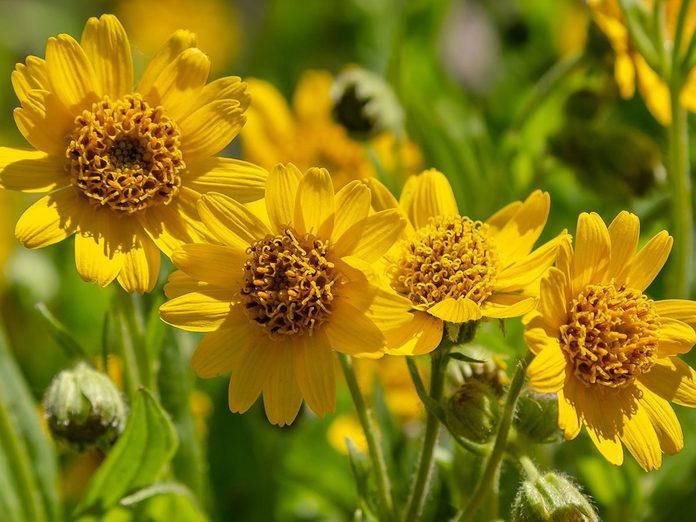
[66,94,184,214]
[560,284,660,389]
[390,216,499,307]
[241,228,340,337]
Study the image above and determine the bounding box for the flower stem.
[338,353,395,522]
[455,352,533,522]
[403,340,451,522]
[516,454,540,481]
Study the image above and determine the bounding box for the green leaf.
[74,388,178,518]
[345,440,378,521]
[35,302,91,362]
[0,326,61,522]
[448,352,485,364]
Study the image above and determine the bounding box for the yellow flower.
[159,164,414,426]
[370,169,565,354]
[327,414,368,454]
[241,70,422,189]
[526,211,696,471]
[115,0,241,74]
[588,0,696,125]
[1,15,266,293]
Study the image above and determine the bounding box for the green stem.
[455,352,533,522]
[338,354,395,522]
[403,341,451,522]
[516,454,540,481]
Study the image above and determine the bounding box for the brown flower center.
[66,94,184,214]
[560,284,660,389]
[241,228,340,337]
[390,216,499,307]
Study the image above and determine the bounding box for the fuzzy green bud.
[44,362,127,450]
[512,472,598,522]
[331,66,404,139]
[445,379,500,443]
[515,391,560,444]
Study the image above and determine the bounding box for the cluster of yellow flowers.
[2,14,696,474]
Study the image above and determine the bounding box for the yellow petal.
[634,54,671,126]
[427,297,482,323]
[137,29,197,95]
[186,75,249,115]
[117,228,161,294]
[332,181,371,241]
[324,299,385,356]
[571,212,610,295]
[265,163,302,232]
[80,15,133,98]
[263,343,303,426]
[0,147,68,192]
[191,317,257,378]
[292,70,333,122]
[197,193,271,248]
[578,387,624,466]
[407,169,458,230]
[558,378,582,440]
[179,99,246,161]
[45,34,98,111]
[74,207,123,287]
[606,211,639,283]
[294,332,336,418]
[626,230,672,292]
[228,341,271,413]
[185,157,267,203]
[13,90,73,156]
[332,209,405,262]
[294,167,335,237]
[657,317,696,356]
[164,270,209,298]
[159,289,235,332]
[640,357,696,407]
[638,383,683,455]
[654,299,696,328]
[618,388,662,471]
[363,286,413,333]
[527,345,566,393]
[11,56,49,102]
[538,268,569,331]
[486,201,522,233]
[15,188,83,248]
[364,178,400,211]
[141,47,210,120]
[172,243,245,288]
[382,311,443,356]
[481,294,537,319]
[525,317,558,355]
[491,191,550,265]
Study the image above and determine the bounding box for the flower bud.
[44,362,127,450]
[515,391,560,444]
[331,66,404,139]
[445,379,500,443]
[512,472,598,522]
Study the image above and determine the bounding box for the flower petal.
[263,343,304,426]
[185,157,267,203]
[75,206,123,287]
[638,383,683,455]
[15,188,83,248]
[332,209,405,262]
[332,181,371,242]
[382,311,443,356]
[427,297,482,323]
[117,228,161,294]
[537,268,569,331]
[0,147,68,192]
[11,56,49,101]
[657,317,696,356]
[486,201,522,233]
[404,169,458,230]
[558,377,582,440]
[577,386,624,466]
[294,332,336,418]
[654,299,696,328]
[137,29,197,95]
[571,212,610,295]
[164,270,209,298]
[294,167,335,237]
[159,289,235,332]
[481,294,537,318]
[191,317,257,378]
[639,356,696,407]
[626,231,673,292]
[80,14,133,98]
[228,341,272,414]
[45,34,98,111]
[324,299,385,356]
[171,243,245,288]
[186,75,249,115]
[527,345,567,393]
[490,191,550,265]
[197,193,271,248]
[13,90,74,156]
[264,163,302,232]
[606,211,640,283]
[179,99,246,161]
[618,389,662,471]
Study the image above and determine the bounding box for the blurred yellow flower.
[553,0,589,58]
[588,0,696,124]
[115,0,241,73]
[327,414,368,454]
[241,71,422,189]
[160,164,414,426]
[1,15,266,293]
[369,170,566,354]
[526,211,696,471]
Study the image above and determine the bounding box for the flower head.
[2,14,266,292]
[160,164,413,425]
[526,211,696,470]
[370,169,565,354]
[241,70,422,189]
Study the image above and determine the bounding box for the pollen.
[66,94,184,214]
[560,284,660,389]
[241,228,340,337]
[390,216,499,307]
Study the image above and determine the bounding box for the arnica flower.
[370,169,565,354]
[526,211,696,471]
[1,15,266,292]
[588,0,696,125]
[159,164,414,426]
[241,70,422,189]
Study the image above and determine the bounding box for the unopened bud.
[445,380,500,443]
[515,391,560,444]
[512,472,598,522]
[44,362,127,450]
[331,67,404,139]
